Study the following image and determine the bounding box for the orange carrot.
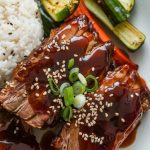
[73,0,138,70]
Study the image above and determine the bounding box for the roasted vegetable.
[113,21,145,50]
[84,0,145,51]
[40,0,79,22]
[118,0,135,12]
[37,1,60,37]
[102,0,130,25]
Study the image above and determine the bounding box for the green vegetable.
[40,0,79,22]
[69,68,79,83]
[84,0,145,51]
[48,78,60,96]
[73,81,86,96]
[62,106,73,121]
[37,1,60,37]
[86,75,98,92]
[73,94,86,109]
[113,21,146,51]
[102,0,130,25]
[78,73,87,86]
[118,0,135,12]
[60,82,70,97]
[68,58,75,69]
[64,86,74,106]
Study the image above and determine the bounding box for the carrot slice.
[114,47,138,70]
[73,0,138,70]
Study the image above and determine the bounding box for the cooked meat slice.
[0,15,113,128]
[51,65,150,150]
[0,81,35,121]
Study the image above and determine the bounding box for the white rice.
[0,0,43,84]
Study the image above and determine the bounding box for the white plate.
[109,0,150,149]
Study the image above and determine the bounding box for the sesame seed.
[121,118,125,123]
[109,94,114,97]
[62,34,66,39]
[35,93,39,97]
[67,122,71,126]
[135,93,139,96]
[100,140,103,145]
[16,127,19,131]
[14,130,17,134]
[130,94,134,98]
[56,62,60,65]
[36,85,39,90]
[115,113,119,116]
[74,54,78,57]
[114,82,120,87]
[44,56,50,60]
[99,108,103,112]
[35,77,38,82]
[79,58,82,61]
[105,113,108,118]
[43,91,47,95]
[47,110,51,114]
[92,67,95,72]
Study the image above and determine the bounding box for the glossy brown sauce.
[0,119,40,150]
[121,126,138,148]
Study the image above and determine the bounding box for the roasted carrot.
[73,0,138,70]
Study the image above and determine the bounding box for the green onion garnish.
[60,82,70,97]
[64,86,74,106]
[69,67,79,83]
[62,106,73,122]
[68,58,75,69]
[73,94,86,109]
[73,81,86,96]
[48,78,60,96]
[86,75,98,92]
[78,73,87,86]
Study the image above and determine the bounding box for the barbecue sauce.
[121,126,138,148]
[0,119,40,150]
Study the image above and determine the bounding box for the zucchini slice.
[118,0,135,12]
[40,0,79,22]
[102,0,130,25]
[113,21,145,50]
[37,1,60,37]
[84,0,145,51]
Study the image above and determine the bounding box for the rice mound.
[0,0,43,84]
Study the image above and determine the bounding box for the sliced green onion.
[69,67,79,83]
[73,94,86,109]
[78,73,87,86]
[60,82,70,97]
[64,86,74,106]
[73,81,86,96]
[86,75,98,92]
[62,106,73,122]
[48,78,60,96]
[68,58,75,69]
